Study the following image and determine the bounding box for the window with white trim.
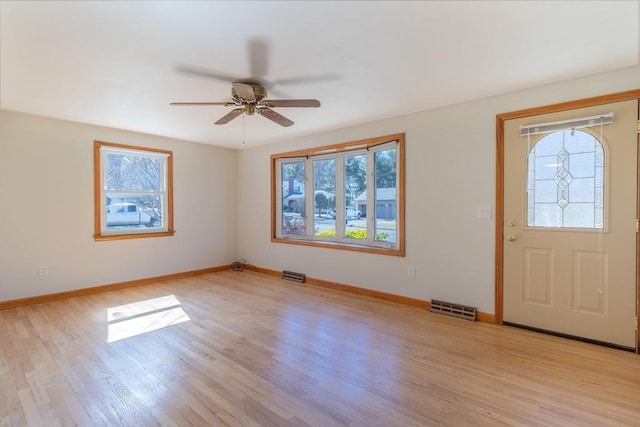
[272,134,404,256]
[94,141,174,240]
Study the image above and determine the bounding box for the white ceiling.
[1,1,638,149]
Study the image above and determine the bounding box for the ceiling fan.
[170,81,320,127]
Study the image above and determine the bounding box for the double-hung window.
[94,141,174,240]
[272,133,404,256]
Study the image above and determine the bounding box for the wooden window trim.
[271,133,405,256]
[93,140,175,241]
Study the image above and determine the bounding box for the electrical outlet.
[38,265,48,276]
[408,266,415,278]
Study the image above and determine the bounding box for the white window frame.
[271,134,404,256]
[94,141,174,241]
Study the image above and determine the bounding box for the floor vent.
[430,299,476,321]
[282,270,305,283]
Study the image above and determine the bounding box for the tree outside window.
[272,134,404,256]
[94,141,174,240]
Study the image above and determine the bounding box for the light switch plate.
[477,206,492,220]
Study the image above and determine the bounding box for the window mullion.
[367,152,375,243]
[335,156,345,239]
[304,158,314,237]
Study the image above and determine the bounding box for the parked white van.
[106,203,160,227]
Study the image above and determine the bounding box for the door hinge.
[635,317,638,330]
[636,218,639,233]
[637,119,640,134]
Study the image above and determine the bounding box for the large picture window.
[272,134,404,256]
[94,141,174,240]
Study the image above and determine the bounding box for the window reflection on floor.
[107,294,190,342]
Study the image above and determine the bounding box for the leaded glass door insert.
[527,129,604,229]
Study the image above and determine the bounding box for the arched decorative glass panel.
[527,129,604,229]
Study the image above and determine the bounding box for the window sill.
[272,236,404,257]
[94,230,175,241]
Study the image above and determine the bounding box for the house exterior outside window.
[271,134,405,256]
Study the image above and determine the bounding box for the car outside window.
[94,141,174,240]
[271,133,404,256]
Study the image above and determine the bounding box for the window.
[272,134,404,256]
[526,129,605,229]
[94,141,174,240]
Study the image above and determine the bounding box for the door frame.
[495,89,640,353]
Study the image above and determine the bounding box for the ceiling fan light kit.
[171,81,320,127]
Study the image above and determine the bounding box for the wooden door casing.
[495,89,640,353]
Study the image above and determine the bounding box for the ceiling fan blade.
[265,99,321,108]
[215,108,244,125]
[232,82,256,102]
[176,64,239,83]
[170,102,234,106]
[248,37,269,79]
[257,108,294,127]
[273,73,341,86]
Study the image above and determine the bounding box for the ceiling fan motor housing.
[171,81,319,127]
[232,82,266,102]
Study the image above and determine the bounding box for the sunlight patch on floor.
[107,294,190,343]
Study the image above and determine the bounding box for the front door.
[503,99,638,349]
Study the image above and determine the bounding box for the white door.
[503,99,638,349]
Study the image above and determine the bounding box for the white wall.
[0,111,238,301]
[237,66,640,314]
[2,66,637,308]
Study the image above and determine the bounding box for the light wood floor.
[1,270,638,426]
